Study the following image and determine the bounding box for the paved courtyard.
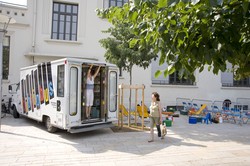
[0,113,250,166]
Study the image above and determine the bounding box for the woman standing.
[148,92,162,142]
[86,64,101,119]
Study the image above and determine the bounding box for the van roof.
[20,57,117,71]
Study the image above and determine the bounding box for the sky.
[1,0,27,6]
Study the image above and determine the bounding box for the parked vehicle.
[9,58,118,133]
[1,95,13,118]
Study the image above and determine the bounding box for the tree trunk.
[128,65,132,126]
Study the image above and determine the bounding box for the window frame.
[233,77,250,87]
[51,2,78,41]
[57,64,65,97]
[221,63,250,87]
[108,0,129,7]
[2,36,10,80]
[168,71,194,85]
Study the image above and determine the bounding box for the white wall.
[29,0,110,61]
[1,2,32,96]
[120,65,249,108]
[1,0,249,107]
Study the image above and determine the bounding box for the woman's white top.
[86,76,94,90]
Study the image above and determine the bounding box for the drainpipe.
[31,0,37,64]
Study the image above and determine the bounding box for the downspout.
[31,0,37,64]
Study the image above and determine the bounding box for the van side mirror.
[8,85,12,92]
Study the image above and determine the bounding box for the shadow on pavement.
[1,113,250,156]
[0,115,207,156]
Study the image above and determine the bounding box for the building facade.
[0,0,249,109]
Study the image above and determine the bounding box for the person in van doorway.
[148,92,162,142]
[86,64,101,120]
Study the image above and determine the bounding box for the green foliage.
[97,0,250,80]
[98,17,157,74]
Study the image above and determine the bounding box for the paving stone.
[0,114,250,165]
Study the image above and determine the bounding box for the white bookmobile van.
[9,58,118,133]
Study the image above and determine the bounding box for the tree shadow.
[1,115,207,156]
[57,129,207,155]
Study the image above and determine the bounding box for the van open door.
[108,68,118,120]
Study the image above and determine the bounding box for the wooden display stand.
[118,84,146,130]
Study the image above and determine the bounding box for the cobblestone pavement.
[0,114,250,166]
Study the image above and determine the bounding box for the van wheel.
[45,116,57,133]
[13,106,20,119]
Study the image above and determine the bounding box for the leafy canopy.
[99,18,157,73]
[97,0,250,80]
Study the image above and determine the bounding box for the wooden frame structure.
[118,84,146,130]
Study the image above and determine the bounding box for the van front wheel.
[45,116,57,133]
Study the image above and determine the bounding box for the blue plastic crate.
[189,116,197,124]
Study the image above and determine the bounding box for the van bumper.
[68,121,114,133]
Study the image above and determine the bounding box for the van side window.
[109,71,117,112]
[57,65,65,97]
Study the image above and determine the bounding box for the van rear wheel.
[45,116,57,133]
[13,106,20,119]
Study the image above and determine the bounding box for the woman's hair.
[90,69,95,76]
[152,92,160,101]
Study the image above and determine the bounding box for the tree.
[99,20,157,123]
[99,23,157,85]
[97,0,250,80]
